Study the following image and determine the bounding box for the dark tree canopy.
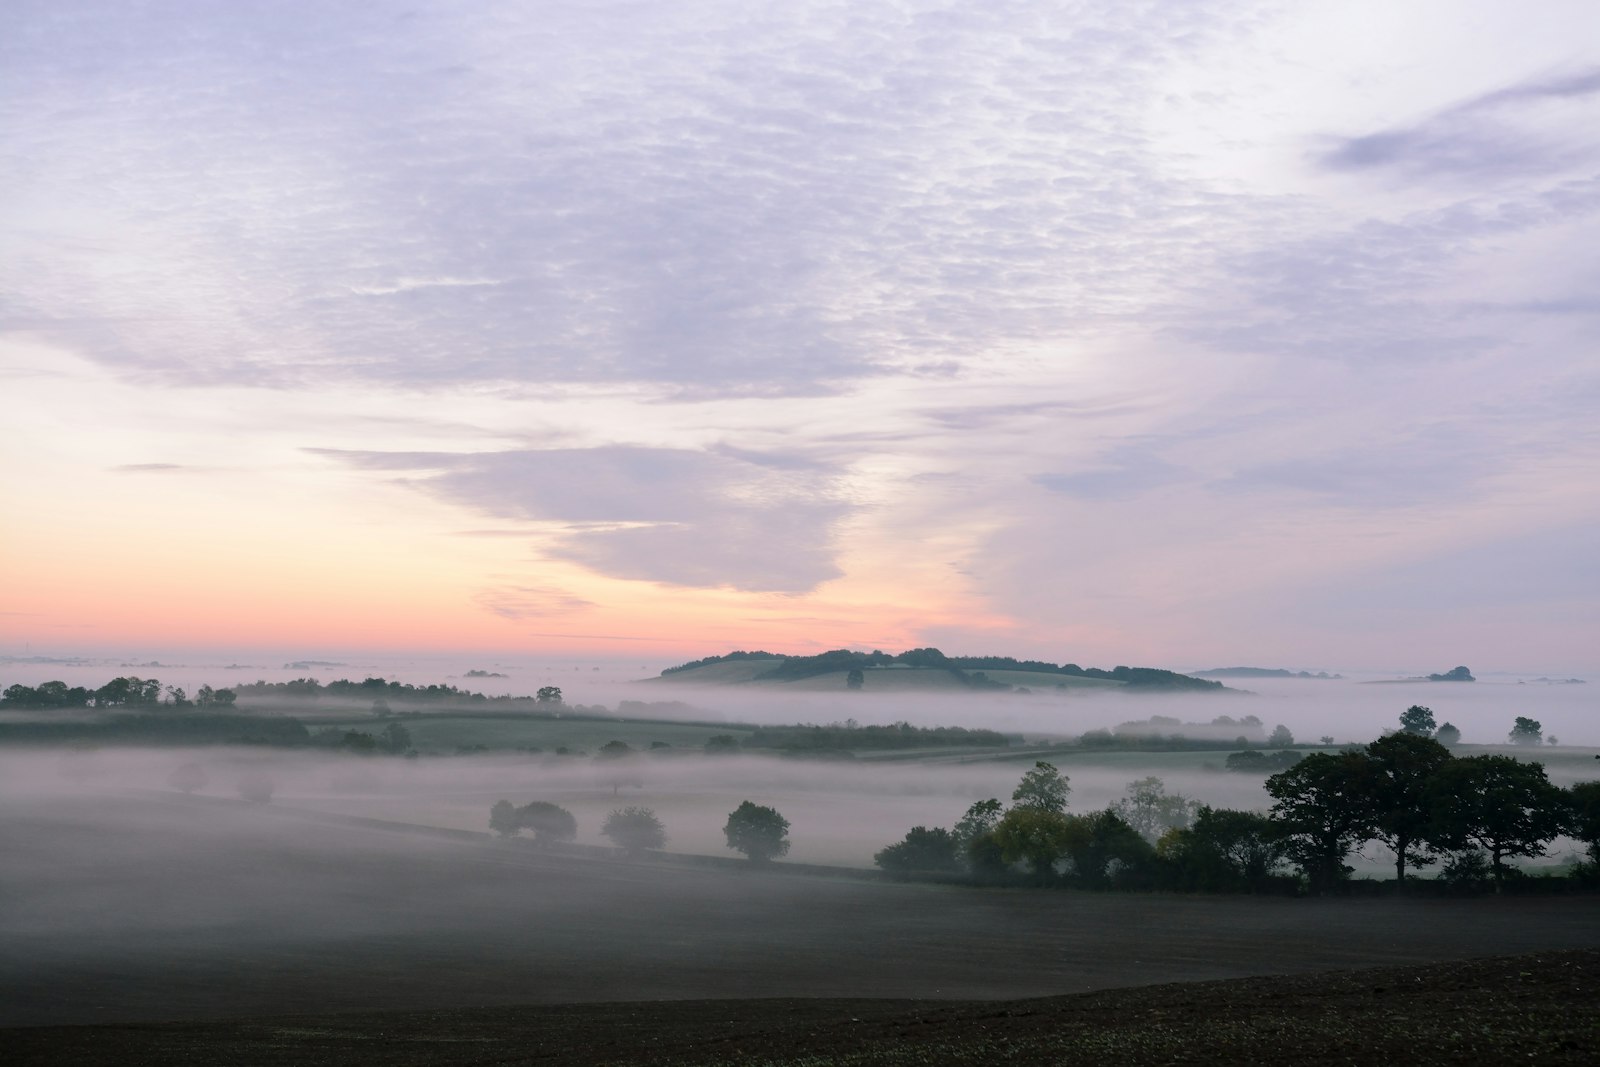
[1426,755,1565,886]
[1434,722,1461,746]
[1364,732,1452,882]
[874,826,961,873]
[723,801,790,862]
[1568,781,1600,866]
[992,807,1075,881]
[1265,752,1377,893]
[1398,705,1436,737]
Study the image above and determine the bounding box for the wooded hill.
[654,648,1227,693]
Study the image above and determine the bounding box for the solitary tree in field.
[1508,717,1543,746]
[846,668,865,691]
[517,801,578,845]
[1398,705,1436,737]
[602,806,666,857]
[1435,722,1462,747]
[1011,761,1070,814]
[536,686,563,705]
[723,801,790,863]
[490,799,520,837]
[168,763,208,794]
[1267,724,1295,748]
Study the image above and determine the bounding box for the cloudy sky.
[3,0,1597,672]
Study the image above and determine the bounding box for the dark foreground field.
[9,951,1598,1065]
[4,793,1598,1062]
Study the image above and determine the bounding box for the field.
[6,793,1600,1028]
[11,951,1598,1065]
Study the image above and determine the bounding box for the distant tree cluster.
[1,677,236,710]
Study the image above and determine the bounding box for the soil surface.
[8,950,1597,1065]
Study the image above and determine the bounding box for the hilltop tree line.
[659,648,1225,691]
[0,675,575,715]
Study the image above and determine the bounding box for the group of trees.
[487,798,792,863]
[874,710,1600,894]
[876,762,1200,889]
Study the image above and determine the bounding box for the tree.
[517,801,577,845]
[1434,722,1461,747]
[1267,724,1294,748]
[1398,705,1436,737]
[1428,666,1474,682]
[1062,809,1155,889]
[874,826,961,874]
[168,763,208,794]
[992,807,1074,882]
[536,686,563,705]
[704,734,740,755]
[1265,751,1377,893]
[1115,777,1198,839]
[724,801,790,862]
[845,667,865,691]
[603,806,666,857]
[952,798,1002,846]
[1364,732,1452,883]
[1319,736,1335,746]
[1567,781,1600,866]
[1426,755,1565,887]
[490,799,520,837]
[1508,717,1543,746]
[1011,761,1069,814]
[1167,807,1287,892]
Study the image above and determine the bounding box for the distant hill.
[651,649,1227,693]
[1193,667,1343,680]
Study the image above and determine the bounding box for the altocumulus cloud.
[312,445,848,594]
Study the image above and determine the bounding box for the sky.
[3,0,1598,674]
